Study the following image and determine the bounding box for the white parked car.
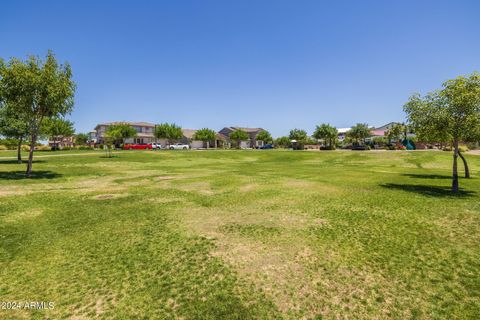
[168,143,190,150]
[151,143,163,150]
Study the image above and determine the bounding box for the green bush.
[0,138,20,149]
[21,145,31,152]
[78,146,94,150]
[0,145,8,150]
[320,145,335,150]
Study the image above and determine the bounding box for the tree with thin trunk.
[404,72,480,192]
[0,103,29,163]
[42,117,75,150]
[255,130,273,146]
[229,129,249,149]
[155,123,183,145]
[0,51,75,177]
[385,123,404,145]
[103,127,124,157]
[194,128,216,148]
[313,124,338,149]
[106,123,137,147]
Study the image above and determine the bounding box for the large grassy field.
[0,149,479,319]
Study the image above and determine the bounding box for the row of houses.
[88,122,268,149]
[48,121,402,149]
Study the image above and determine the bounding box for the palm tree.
[347,123,371,145]
[313,124,338,149]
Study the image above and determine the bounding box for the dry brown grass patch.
[92,193,129,200]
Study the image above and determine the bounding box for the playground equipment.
[402,139,416,150]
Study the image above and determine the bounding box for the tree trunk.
[452,140,459,193]
[26,134,37,177]
[17,137,23,164]
[458,150,470,178]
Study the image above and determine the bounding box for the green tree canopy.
[106,123,137,146]
[288,129,308,141]
[194,128,216,148]
[229,129,249,149]
[313,124,338,149]
[155,123,183,144]
[0,51,75,176]
[255,130,272,144]
[288,129,308,150]
[404,72,480,192]
[274,136,291,148]
[75,133,89,145]
[347,123,371,145]
[0,101,29,163]
[385,123,405,143]
[42,117,75,149]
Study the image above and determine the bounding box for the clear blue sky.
[1,0,479,137]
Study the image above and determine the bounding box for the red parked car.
[123,143,152,150]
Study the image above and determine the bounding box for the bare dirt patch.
[239,183,260,192]
[281,178,341,194]
[0,189,25,197]
[92,193,129,200]
[2,208,44,222]
[176,205,338,317]
[153,175,177,181]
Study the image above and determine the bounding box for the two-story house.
[94,121,156,144]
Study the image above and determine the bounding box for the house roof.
[182,129,227,141]
[182,129,197,139]
[96,121,156,128]
[216,133,228,141]
[337,128,351,134]
[222,127,264,133]
[371,130,386,136]
[374,122,399,131]
[233,127,264,133]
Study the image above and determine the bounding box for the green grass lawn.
[0,149,479,319]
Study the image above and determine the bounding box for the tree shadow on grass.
[401,173,452,180]
[0,159,46,165]
[0,170,62,180]
[381,183,475,198]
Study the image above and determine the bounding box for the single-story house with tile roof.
[180,129,228,149]
[218,127,266,148]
